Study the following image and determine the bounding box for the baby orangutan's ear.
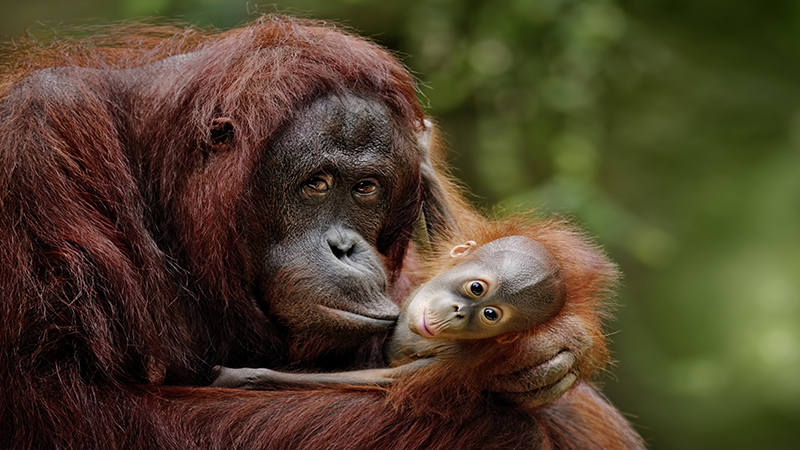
[449,240,477,258]
[495,334,521,345]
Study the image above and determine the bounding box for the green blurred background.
[2,0,798,448]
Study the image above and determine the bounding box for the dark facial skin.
[243,93,416,353]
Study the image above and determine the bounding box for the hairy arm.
[146,385,547,450]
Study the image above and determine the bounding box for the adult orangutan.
[0,15,643,449]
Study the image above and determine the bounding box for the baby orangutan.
[385,236,565,363]
[211,235,566,389]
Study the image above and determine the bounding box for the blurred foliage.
[2,0,799,449]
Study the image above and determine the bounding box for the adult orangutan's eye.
[302,173,333,196]
[353,179,378,196]
[464,280,487,298]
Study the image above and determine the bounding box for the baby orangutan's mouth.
[417,312,436,338]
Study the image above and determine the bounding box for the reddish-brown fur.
[0,15,643,449]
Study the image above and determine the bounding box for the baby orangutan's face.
[404,236,567,342]
[405,258,512,340]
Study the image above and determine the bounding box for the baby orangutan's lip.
[417,313,436,338]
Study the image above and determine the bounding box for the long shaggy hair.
[0,16,424,449]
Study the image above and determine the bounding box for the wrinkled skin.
[238,94,422,364]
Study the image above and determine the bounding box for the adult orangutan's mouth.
[319,305,397,328]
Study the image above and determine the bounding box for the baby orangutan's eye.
[482,307,501,323]
[464,280,487,298]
